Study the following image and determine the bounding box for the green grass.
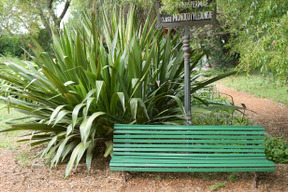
[220,73,288,105]
[15,151,35,167]
[0,102,25,149]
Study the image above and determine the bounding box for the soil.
[216,84,288,139]
[0,84,287,192]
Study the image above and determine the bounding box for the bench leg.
[254,172,258,188]
[123,171,127,184]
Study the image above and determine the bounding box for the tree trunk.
[34,0,70,38]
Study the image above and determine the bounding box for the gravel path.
[216,84,288,138]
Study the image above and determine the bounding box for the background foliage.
[2,0,288,84]
[0,29,52,58]
[218,0,288,83]
[265,136,288,163]
[0,33,28,58]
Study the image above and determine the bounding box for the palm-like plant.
[0,6,235,177]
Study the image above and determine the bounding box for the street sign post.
[156,0,217,125]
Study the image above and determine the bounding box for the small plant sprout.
[210,181,226,191]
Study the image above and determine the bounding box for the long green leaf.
[48,105,66,125]
[72,103,85,128]
[80,112,105,144]
[64,141,91,178]
[50,134,75,168]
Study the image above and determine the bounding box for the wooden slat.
[115,124,265,131]
[110,163,274,168]
[111,159,273,165]
[114,135,264,139]
[110,167,275,172]
[114,130,264,135]
[113,144,265,149]
[113,148,264,153]
[112,156,268,160]
[113,139,265,144]
[112,152,266,157]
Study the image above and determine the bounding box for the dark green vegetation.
[0,33,28,58]
[0,5,237,177]
[265,136,288,164]
[0,29,52,58]
[110,124,275,172]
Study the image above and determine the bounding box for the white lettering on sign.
[162,11,212,23]
[178,0,210,9]
[161,16,172,22]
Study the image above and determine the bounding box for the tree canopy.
[0,0,70,37]
[218,0,288,83]
[1,0,288,83]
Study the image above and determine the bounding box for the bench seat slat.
[112,152,266,157]
[114,139,265,144]
[115,125,265,131]
[111,159,273,165]
[114,135,264,139]
[110,167,275,172]
[114,148,264,153]
[110,163,274,168]
[113,144,265,149]
[113,156,268,160]
[114,130,264,135]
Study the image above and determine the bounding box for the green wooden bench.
[110,124,275,187]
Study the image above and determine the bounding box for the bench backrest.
[113,124,266,157]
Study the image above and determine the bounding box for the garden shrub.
[265,136,288,164]
[0,5,237,177]
[0,33,26,58]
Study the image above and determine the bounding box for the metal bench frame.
[110,124,275,187]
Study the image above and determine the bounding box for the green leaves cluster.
[0,5,234,177]
[265,136,288,164]
[0,6,185,177]
[218,0,288,83]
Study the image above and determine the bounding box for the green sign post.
[156,0,217,125]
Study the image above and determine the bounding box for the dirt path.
[216,84,288,138]
[0,84,287,192]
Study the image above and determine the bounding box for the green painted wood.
[110,162,274,167]
[113,148,264,153]
[110,124,275,174]
[110,167,275,172]
[113,144,265,149]
[114,135,264,139]
[111,159,273,165]
[113,139,265,144]
[114,130,265,135]
[112,156,268,160]
[115,124,265,131]
[112,152,266,157]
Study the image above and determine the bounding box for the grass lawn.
[0,102,25,149]
[220,73,288,105]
